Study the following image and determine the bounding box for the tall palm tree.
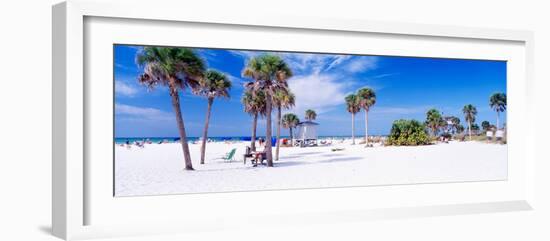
[489,93,507,129]
[242,54,293,167]
[136,47,205,171]
[282,113,300,146]
[356,88,376,145]
[273,89,295,160]
[305,109,317,121]
[194,70,231,164]
[242,89,266,152]
[425,108,443,137]
[345,94,361,144]
[462,104,478,140]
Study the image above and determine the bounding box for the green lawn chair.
[221,148,237,162]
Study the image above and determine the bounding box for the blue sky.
[114,45,507,138]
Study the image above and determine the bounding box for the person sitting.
[495,129,504,143]
[486,130,494,142]
[281,138,288,146]
[252,146,267,167]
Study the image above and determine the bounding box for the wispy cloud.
[325,55,352,71]
[115,80,139,97]
[344,56,378,73]
[115,103,172,121]
[228,50,259,59]
[115,62,141,72]
[225,73,248,89]
[372,106,432,115]
[280,53,333,74]
[369,73,398,79]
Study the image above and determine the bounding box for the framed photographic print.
[53,0,535,240]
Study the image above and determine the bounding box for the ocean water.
[115,136,255,144]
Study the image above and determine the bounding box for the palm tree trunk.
[200,98,213,165]
[289,127,294,146]
[365,111,369,145]
[496,111,500,130]
[168,79,193,170]
[251,113,258,152]
[468,121,472,141]
[275,106,281,161]
[265,92,273,167]
[351,112,355,145]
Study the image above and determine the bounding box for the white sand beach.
[115,140,507,196]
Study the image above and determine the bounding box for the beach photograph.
[114,45,507,196]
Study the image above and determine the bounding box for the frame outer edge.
[73,0,530,42]
[524,32,536,209]
[52,2,68,240]
[67,0,85,239]
[54,0,535,239]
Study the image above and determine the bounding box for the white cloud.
[372,106,430,115]
[280,53,331,74]
[344,56,378,73]
[115,81,139,97]
[227,50,378,77]
[287,73,348,117]
[225,73,248,88]
[228,50,259,59]
[370,73,398,79]
[325,55,352,71]
[115,103,172,121]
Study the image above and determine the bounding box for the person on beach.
[253,146,267,167]
[125,139,131,149]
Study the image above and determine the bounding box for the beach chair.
[243,146,253,164]
[221,148,237,162]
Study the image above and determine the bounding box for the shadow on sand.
[285,151,323,157]
[275,156,363,167]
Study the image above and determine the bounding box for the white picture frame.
[52,0,535,240]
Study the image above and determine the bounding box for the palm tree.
[305,109,317,121]
[450,116,461,134]
[456,124,465,134]
[136,47,205,171]
[481,121,491,132]
[425,108,443,137]
[489,93,507,129]
[356,88,376,145]
[471,123,480,134]
[195,70,231,164]
[242,54,293,167]
[273,89,295,160]
[345,94,361,144]
[282,113,300,146]
[242,89,266,152]
[462,104,478,140]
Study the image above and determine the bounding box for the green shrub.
[387,119,430,146]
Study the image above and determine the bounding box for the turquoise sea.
[114,135,384,144]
